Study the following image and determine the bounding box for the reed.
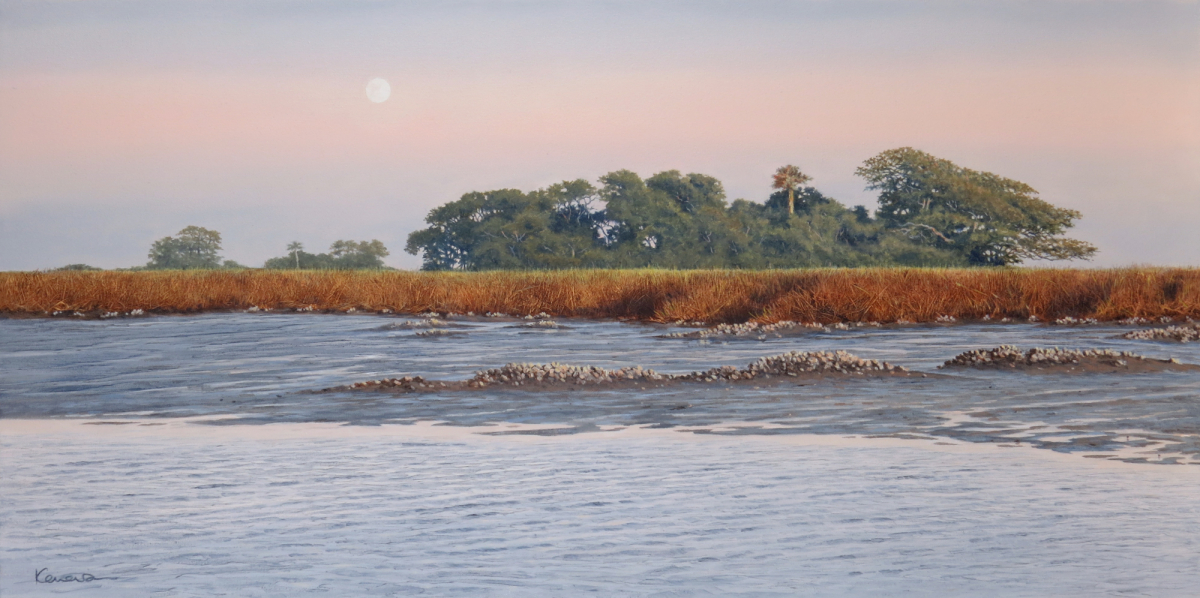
[2,268,1198,324]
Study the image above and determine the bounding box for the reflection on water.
[2,420,1199,597]
[2,314,1200,595]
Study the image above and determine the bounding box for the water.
[3,314,1200,595]
[4,313,1199,459]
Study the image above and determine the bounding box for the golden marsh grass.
[2,268,1198,324]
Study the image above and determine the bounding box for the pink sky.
[1,1,1198,269]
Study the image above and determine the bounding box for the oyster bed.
[942,346,1199,373]
[344,349,913,392]
[1123,324,1200,342]
[661,320,880,339]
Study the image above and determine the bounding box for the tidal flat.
[3,313,1199,596]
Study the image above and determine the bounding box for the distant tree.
[772,165,813,215]
[264,239,391,270]
[146,226,224,269]
[585,170,740,268]
[536,180,609,267]
[329,240,390,269]
[856,148,1097,265]
[264,249,320,270]
[765,185,830,215]
[405,188,561,270]
[646,170,727,214]
[54,264,101,271]
[600,170,719,267]
[286,242,304,269]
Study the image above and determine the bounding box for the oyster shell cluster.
[1117,316,1177,326]
[1122,325,1200,342]
[662,320,877,339]
[1054,317,1100,325]
[465,350,906,388]
[677,350,905,381]
[944,346,1141,368]
[469,363,666,387]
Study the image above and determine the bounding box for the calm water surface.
[2,314,1199,596]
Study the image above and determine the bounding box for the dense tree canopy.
[146,226,226,270]
[405,150,1095,270]
[264,239,391,270]
[856,147,1096,265]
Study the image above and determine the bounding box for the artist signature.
[35,568,106,583]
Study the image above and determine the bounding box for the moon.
[365,78,391,103]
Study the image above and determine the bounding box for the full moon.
[365,78,391,103]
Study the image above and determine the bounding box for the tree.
[286,242,304,269]
[772,165,813,215]
[404,189,537,270]
[538,180,608,267]
[265,240,391,270]
[600,170,694,267]
[645,171,742,267]
[328,240,390,269]
[405,183,612,270]
[146,226,224,269]
[765,185,830,215]
[856,148,1097,265]
[404,160,1097,271]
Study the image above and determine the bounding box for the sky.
[1,0,1198,270]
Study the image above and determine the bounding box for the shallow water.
[4,314,1199,460]
[2,314,1200,595]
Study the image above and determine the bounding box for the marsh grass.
[2,268,1198,324]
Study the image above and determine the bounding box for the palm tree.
[287,241,304,269]
[772,165,813,215]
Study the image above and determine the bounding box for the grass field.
[2,268,1198,324]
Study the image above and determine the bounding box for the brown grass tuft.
[2,268,1198,323]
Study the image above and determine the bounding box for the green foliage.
[404,182,611,270]
[54,264,102,271]
[856,147,1096,266]
[765,186,831,214]
[601,170,739,268]
[264,239,391,270]
[406,154,1094,271]
[146,226,225,270]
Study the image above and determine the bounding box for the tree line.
[120,227,392,271]
[54,147,1095,272]
[405,147,1096,270]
